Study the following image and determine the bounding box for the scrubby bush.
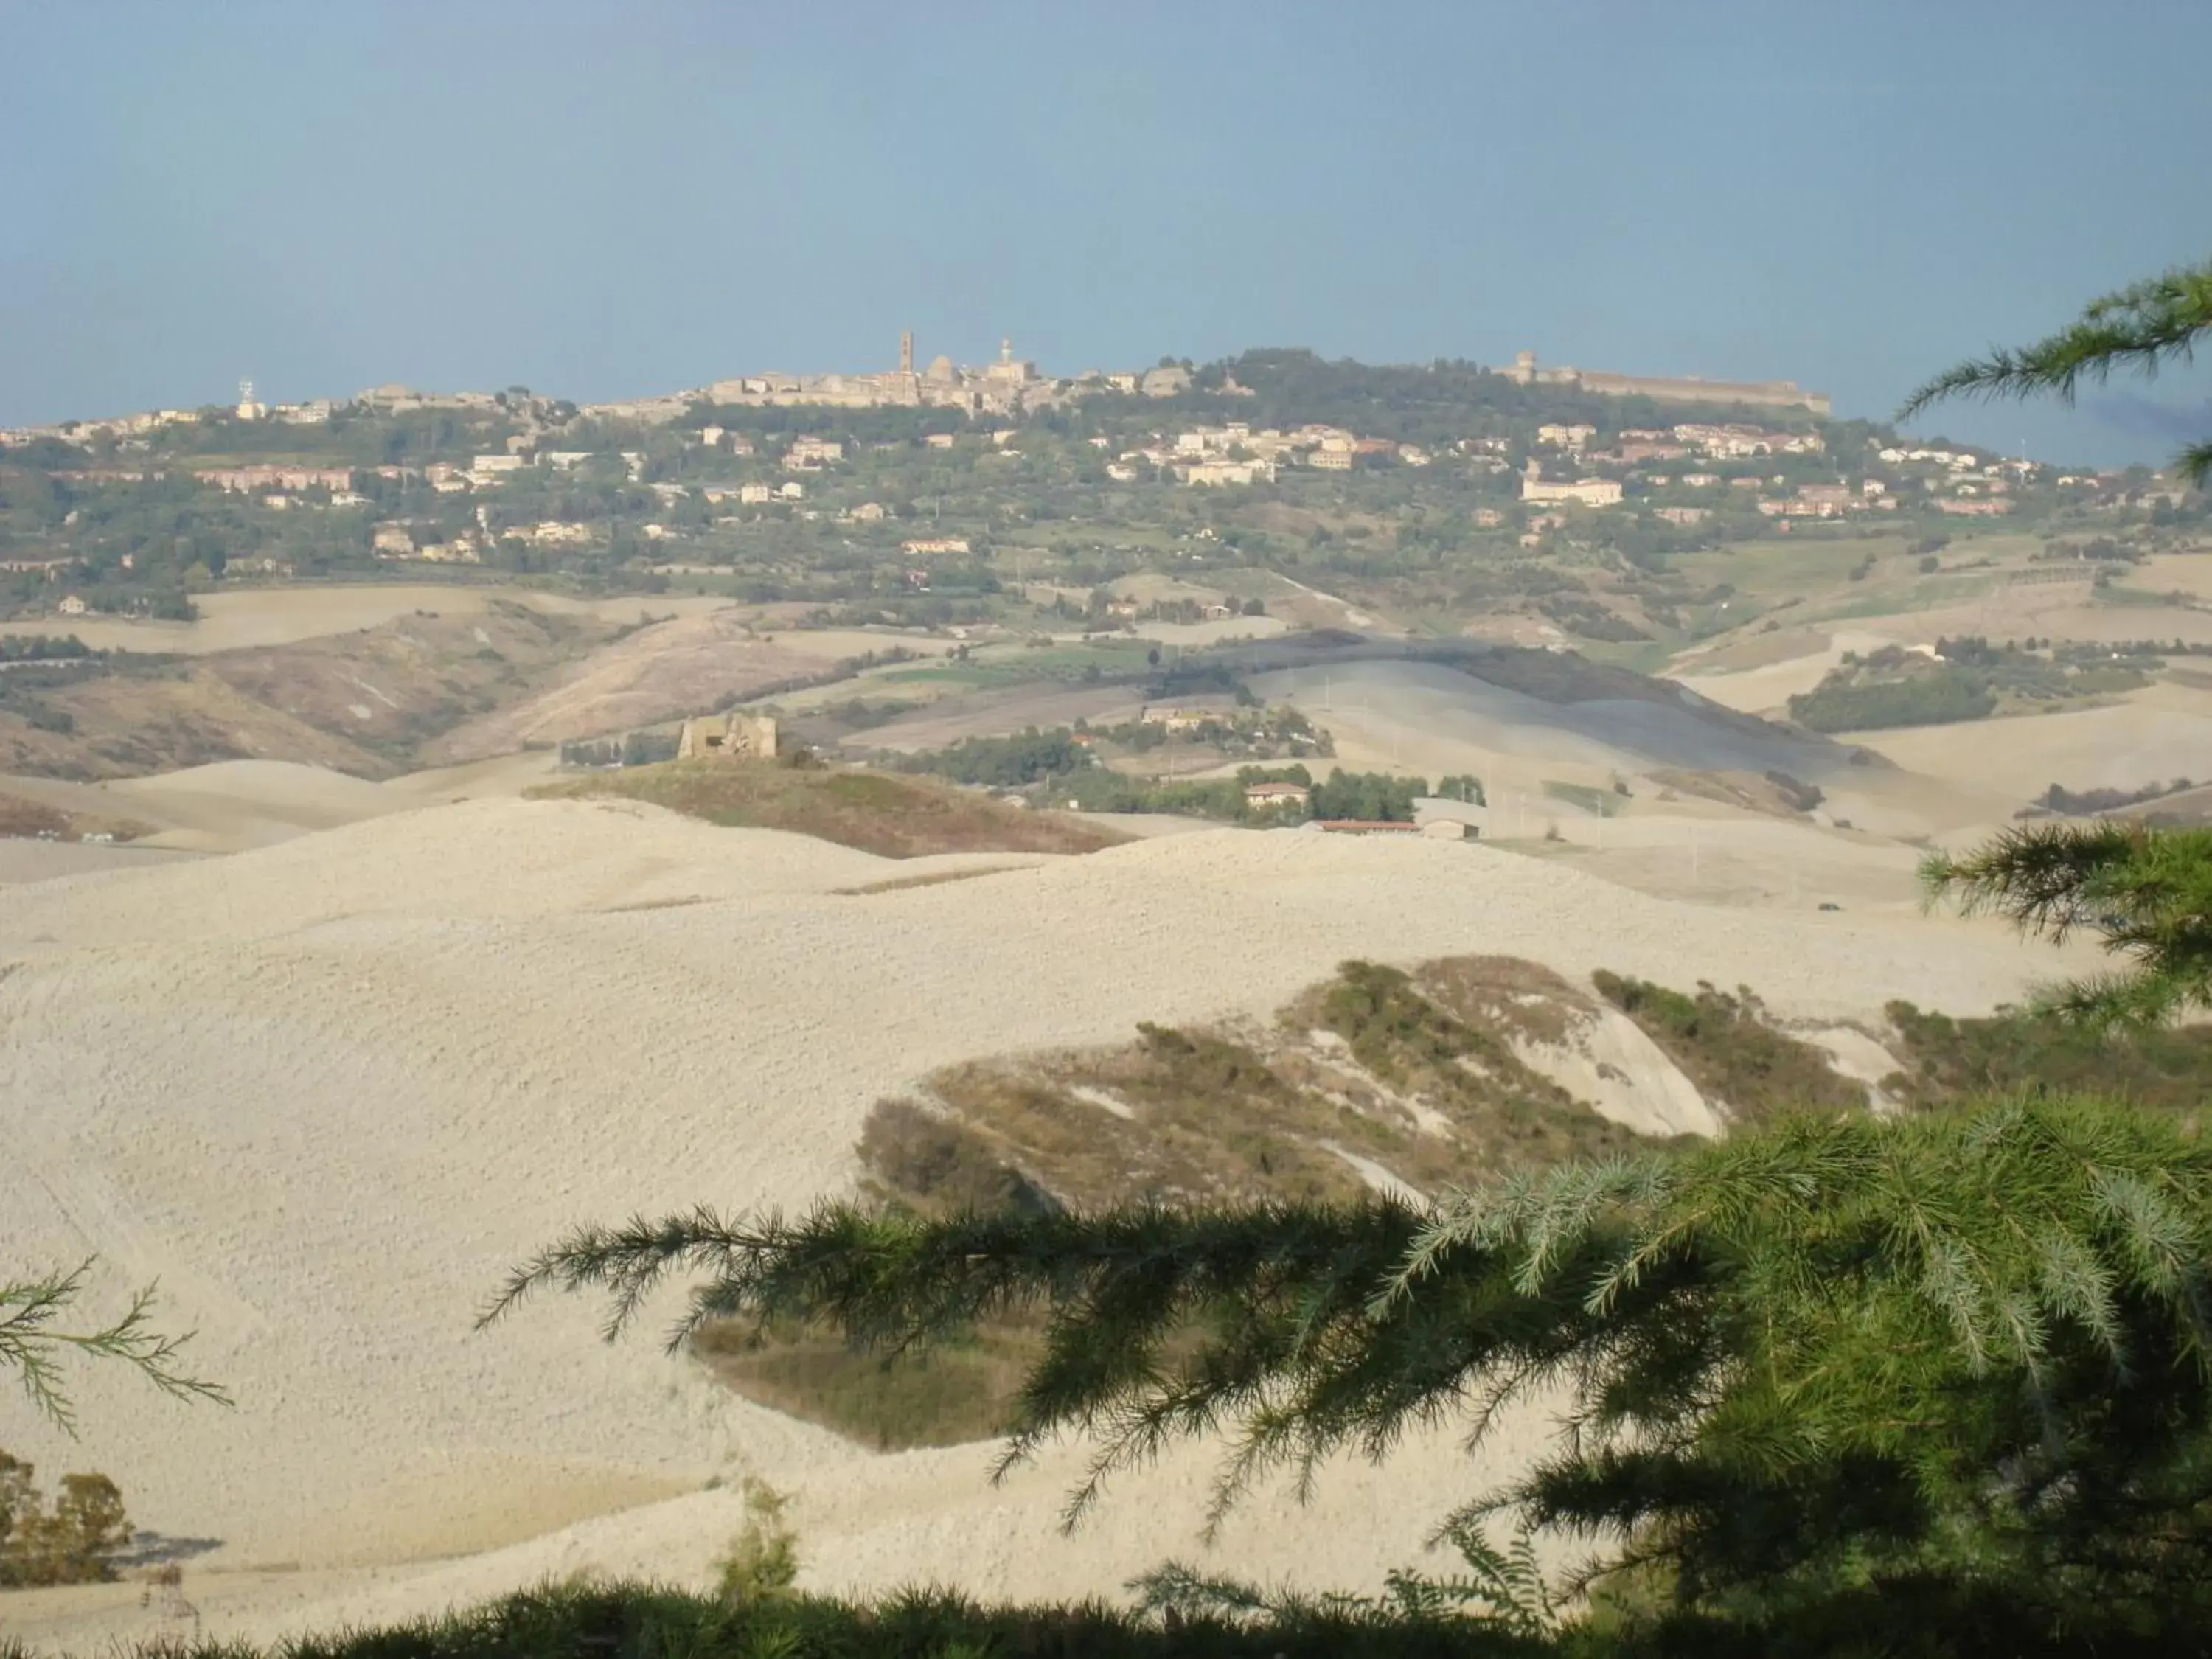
[0,1453,131,1587]
[2022,776,2196,818]
[714,1478,799,1604]
[857,1099,1057,1215]
[1591,972,1867,1122]
[1885,999,2212,1112]
[1760,769,1824,813]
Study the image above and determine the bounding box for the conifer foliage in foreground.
[1900,255,2212,485]
[1924,821,2212,1028]
[493,1098,2212,1642]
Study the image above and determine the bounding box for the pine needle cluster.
[492,1097,2212,1636]
[1899,258,2212,484]
[1,1260,229,1435]
[1922,821,2212,1027]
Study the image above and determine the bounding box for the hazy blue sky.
[4,1,2205,465]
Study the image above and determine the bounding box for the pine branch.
[1,1262,231,1436]
[494,1099,2212,1615]
[2179,439,2212,490]
[1899,262,2212,418]
[1899,260,2212,488]
[1922,824,2212,1027]
[1920,823,2145,940]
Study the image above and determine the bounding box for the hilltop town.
[1,336,2205,797]
[0,339,2189,631]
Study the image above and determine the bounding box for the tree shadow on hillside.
[110,1531,223,1569]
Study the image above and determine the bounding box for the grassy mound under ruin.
[535,760,1127,858]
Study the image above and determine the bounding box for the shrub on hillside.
[1885,1001,2212,1114]
[897,728,1096,789]
[1787,638,2152,732]
[714,1478,799,1604]
[0,1453,132,1587]
[857,1099,1057,1215]
[1787,670,1997,731]
[1592,972,1867,1122]
[1761,768,1825,813]
[2020,776,2197,818]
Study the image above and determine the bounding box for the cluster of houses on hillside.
[1757,481,1893,519]
[1105,423,1436,487]
[8,355,2191,610]
[0,380,529,451]
[1507,419,2085,524]
[0,337,1208,456]
[634,335,1200,423]
[372,522,481,563]
[1535,421,1826,459]
[1124,415,1905,507]
[700,481,807,507]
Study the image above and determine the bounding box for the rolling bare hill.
[4,794,2079,1646]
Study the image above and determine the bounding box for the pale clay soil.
[2,753,563,857]
[2,796,2086,1649]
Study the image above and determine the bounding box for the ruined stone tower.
[676,712,779,762]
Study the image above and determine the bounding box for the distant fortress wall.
[1579,371,1832,416]
[1506,352,1831,416]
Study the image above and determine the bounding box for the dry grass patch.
[2,602,605,782]
[706,957,1668,1448]
[1411,953,1585,1043]
[874,956,1663,1216]
[693,1319,1038,1451]
[1646,767,1829,819]
[536,762,1124,858]
[0,790,151,843]
[1592,970,1868,1125]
